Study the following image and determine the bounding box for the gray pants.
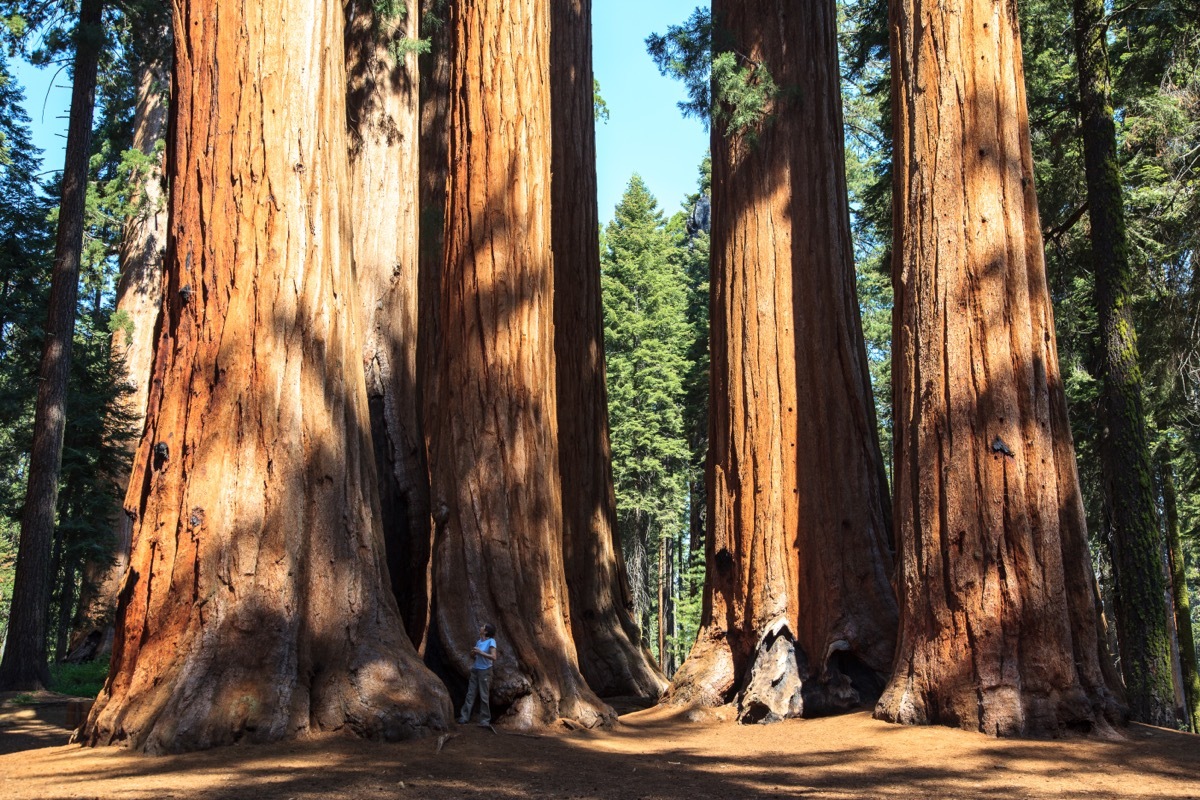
[459,667,492,723]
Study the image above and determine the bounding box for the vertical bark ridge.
[878,0,1126,736]
[666,0,897,721]
[78,0,450,753]
[344,0,433,651]
[426,0,613,729]
[550,0,668,701]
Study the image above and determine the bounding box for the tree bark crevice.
[77,0,450,753]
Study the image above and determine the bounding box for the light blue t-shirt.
[472,637,496,670]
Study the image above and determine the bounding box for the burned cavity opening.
[830,650,885,705]
[715,547,734,573]
[801,649,886,718]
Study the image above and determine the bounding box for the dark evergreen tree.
[1074,0,1179,727]
[0,0,106,690]
[601,175,692,665]
[0,51,55,638]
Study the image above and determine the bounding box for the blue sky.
[12,56,70,177]
[14,2,710,224]
[593,0,709,223]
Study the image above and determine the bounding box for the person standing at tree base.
[459,624,498,725]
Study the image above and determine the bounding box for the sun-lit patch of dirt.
[2,701,1198,799]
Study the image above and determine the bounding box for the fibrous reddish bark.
[78,0,450,752]
[877,0,1126,735]
[69,54,169,664]
[666,0,897,722]
[550,0,667,700]
[426,0,613,728]
[345,0,432,650]
[0,0,104,691]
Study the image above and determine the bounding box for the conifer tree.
[0,51,55,638]
[0,0,105,690]
[601,176,691,652]
[1074,0,1178,728]
[552,0,666,697]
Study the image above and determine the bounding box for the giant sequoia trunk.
[1073,0,1178,728]
[68,54,169,664]
[426,0,613,728]
[345,0,432,650]
[78,0,450,752]
[550,0,667,700]
[666,0,897,722]
[877,0,1126,735]
[0,0,104,691]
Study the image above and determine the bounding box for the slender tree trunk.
[877,0,1126,735]
[426,0,612,729]
[550,0,666,701]
[657,537,667,670]
[416,7,450,666]
[345,0,433,651]
[417,0,450,399]
[55,557,76,662]
[68,53,170,664]
[77,0,450,753]
[1159,445,1200,732]
[48,526,65,659]
[0,0,104,691]
[1073,0,1178,728]
[666,0,896,723]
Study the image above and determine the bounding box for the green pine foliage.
[0,50,55,638]
[0,8,145,661]
[601,175,694,665]
[371,0,430,58]
[674,159,711,666]
[839,0,893,478]
[1021,0,1200,708]
[840,0,1200,706]
[646,7,778,138]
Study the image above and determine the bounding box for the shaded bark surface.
[666,0,897,721]
[345,0,432,651]
[1073,0,1177,728]
[877,0,1125,736]
[78,0,450,753]
[68,54,169,664]
[417,0,450,394]
[0,0,104,691]
[426,0,613,729]
[550,0,667,701]
[1159,447,1200,732]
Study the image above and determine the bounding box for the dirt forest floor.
[2,695,1199,800]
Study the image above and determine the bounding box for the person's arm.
[483,641,497,662]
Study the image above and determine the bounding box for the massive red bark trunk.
[0,0,104,691]
[877,0,1126,735]
[68,54,169,664]
[78,0,450,752]
[344,0,432,650]
[425,0,612,728]
[666,0,897,721]
[550,0,667,700]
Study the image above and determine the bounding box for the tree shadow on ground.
[4,709,1199,800]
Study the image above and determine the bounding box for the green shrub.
[49,657,109,698]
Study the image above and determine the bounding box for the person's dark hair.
[483,623,496,637]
